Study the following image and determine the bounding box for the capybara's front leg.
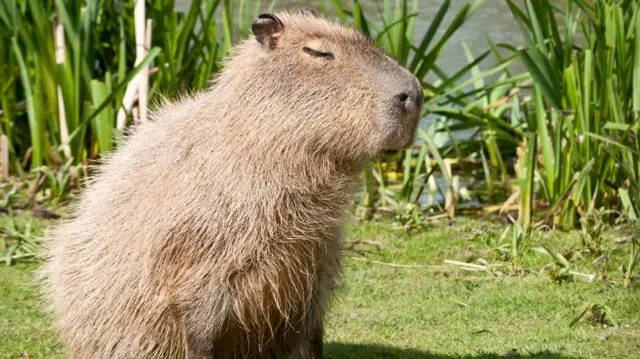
[294,322,324,359]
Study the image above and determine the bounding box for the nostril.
[395,92,410,104]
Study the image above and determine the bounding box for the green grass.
[330,219,640,358]
[1,218,639,358]
[0,264,59,358]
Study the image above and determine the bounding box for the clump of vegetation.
[570,300,619,329]
[625,227,640,290]
[2,0,638,227]
[0,215,38,265]
[500,0,640,228]
[579,208,616,256]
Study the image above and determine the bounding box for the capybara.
[40,8,423,359]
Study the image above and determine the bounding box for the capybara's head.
[225,8,423,160]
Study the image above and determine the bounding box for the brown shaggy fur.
[39,9,422,359]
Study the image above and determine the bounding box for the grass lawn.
[1,215,639,358]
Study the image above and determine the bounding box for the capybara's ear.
[299,8,319,17]
[251,13,283,50]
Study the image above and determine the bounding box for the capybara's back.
[40,9,423,359]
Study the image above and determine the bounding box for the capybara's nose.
[394,92,410,108]
[393,86,422,113]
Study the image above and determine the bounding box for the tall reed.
[0,0,288,173]
[0,0,161,169]
[508,0,640,227]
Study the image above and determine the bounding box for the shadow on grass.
[325,342,577,359]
